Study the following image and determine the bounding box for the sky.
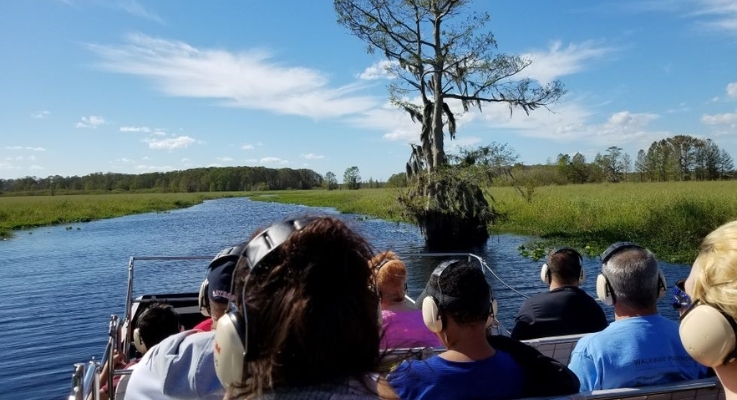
[2,0,737,182]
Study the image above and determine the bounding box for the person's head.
[421,259,493,336]
[680,220,737,368]
[596,242,666,311]
[133,303,181,354]
[541,247,584,287]
[214,216,380,397]
[199,245,241,325]
[372,251,407,304]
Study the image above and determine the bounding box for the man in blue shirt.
[383,259,525,400]
[568,242,708,391]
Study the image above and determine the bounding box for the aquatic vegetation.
[252,181,737,263]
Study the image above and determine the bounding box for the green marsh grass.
[251,181,737,263]
[0,192,242,239]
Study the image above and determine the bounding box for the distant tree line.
[0,166,324,194]
[635,135,733,181]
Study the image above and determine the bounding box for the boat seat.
[521,333,587,366]
[513,377,723,400]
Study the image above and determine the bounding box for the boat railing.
[568,377,723,400]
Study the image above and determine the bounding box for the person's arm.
[567,347,598,392]
[98,351,125,400]
[377,377,400,400]
[510,300,534,340]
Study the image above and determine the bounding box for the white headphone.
[133,327,147,354]
[680,300,737,367]
[198,279,210,317]
[421,260,497,333]
[213,218,316,388]
[595,242,667,306]
[540,247,585,285]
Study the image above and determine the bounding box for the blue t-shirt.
[568,314,708,392]
[387,350,524,400]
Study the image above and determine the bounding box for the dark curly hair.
[229,216,381,399]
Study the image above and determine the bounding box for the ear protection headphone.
[214,218,316,388]
[133,327,147,354]
[680,297,737,366]
[421,260,497,333]
[540,247,585,285]
[595,242,666,306]
[199,244,246,317]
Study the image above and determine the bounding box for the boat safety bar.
[68,315,119,400]
[416,252,529,300]
[122,256,213,356]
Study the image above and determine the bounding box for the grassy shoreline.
[4,182,736,264]
[249,181,737,264]
[0,192,244,239]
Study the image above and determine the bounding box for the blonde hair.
[371,251,407,302]
[692,220,737,319]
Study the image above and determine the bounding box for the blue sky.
[2,0,737,182]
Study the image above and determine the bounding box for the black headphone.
[421,259,497,333]
[540,247,585,285]
[213,218,316,387]
[596,242,667,306]
[199,244,246,317]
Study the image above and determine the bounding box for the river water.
[0,197,688,400]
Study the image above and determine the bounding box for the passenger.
[383,259,580,400]
[214,216,382,399]
[125,245,242,400]
[568,242,707,391]
[99,303,182,400]
[671,279,690,317]
[194,246,240,331]
[372,251,441,349]
[680,220,737,399]
[511,247,608,340]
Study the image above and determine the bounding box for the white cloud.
[701,109,737,126]
[117,0,163,23]
[521,40,616,84]
[5,146,46,151]
[727,82,737,98]
[690,0,737,35]
[120,126,151,132]
[88,33,377,118]
[181,158,190,162]
[76,115,106,129]
[244,158,258,163]
[241,144,254,150]
[0,161,19,170]
[135,164,174,171]
[31,110,50,119]
[300,153,324,160]
[216,157,234,162]
[116,157,136,164]
[143,135,196,150]
[260,157,289,165]
[357,60,399,80]
[607,111,659,126]
[29,165,44,171]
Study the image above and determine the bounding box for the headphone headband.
[209,243,247,269]
[601,242,644,265]
[242,218,317,274]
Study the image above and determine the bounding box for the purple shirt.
[381,309,442,349]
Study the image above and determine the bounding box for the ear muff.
[133,328,146,354]
[540,263,551,285]
[596,274,615,305]
[680,301,737,367]
[212,218,317,388]
[656,270,667,300]
[422,295,443,333]
[199,279,210,317]
[213,308,247,387]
